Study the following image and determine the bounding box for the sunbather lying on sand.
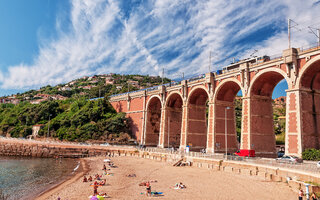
[127,174,136,177]
[174,182,186,189]
[99,192,109,198]
[99,180,106,186]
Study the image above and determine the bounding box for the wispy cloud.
[1,0,320,92]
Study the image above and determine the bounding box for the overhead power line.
[288,18,320,48]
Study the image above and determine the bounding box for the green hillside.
[0,74,170,142]
[12,74,171,100]
[0,98,129,142]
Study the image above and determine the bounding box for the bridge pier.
[213,101,238,154]
[285,89,320,156]
[247,95,277,157]
[206,102,215,153]
[241,97,250,150]
[180,105,188,151]
[158,107,166,148]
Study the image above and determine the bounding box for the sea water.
[0,156,78,200]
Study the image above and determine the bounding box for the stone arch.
[145,95,162,110]
[166,91,184,105]
[144,95,162,146]
[163,92,183,148]
[188,85,210,100]
[248,68,291,96]
[297,55,320,90]
[213,79,244,153]
[186,87,209,151]
[297,56,320,149]
[248,68,289,157]
[213,78,244,102]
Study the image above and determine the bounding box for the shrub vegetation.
[0,98,130,142]
[302,148,320,161]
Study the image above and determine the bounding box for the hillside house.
[52,95,67,100]
[105,77,114,85]
[58,86,72,91]
[127,80,139,87]
[133,76,144,80]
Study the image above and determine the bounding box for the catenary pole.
[288,19,291,49]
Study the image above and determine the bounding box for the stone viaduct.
[109,47,320,157]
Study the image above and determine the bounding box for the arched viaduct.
[110,47,320,157]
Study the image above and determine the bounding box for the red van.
[235,149,255,157]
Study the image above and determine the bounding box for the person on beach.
[179,182,186,189]
[93,184,98,196]
[100,192,108,198]
[311,192,318,200]
[88,176,93,181]
[298,189,304,200]
[103,164,107,170]
[99,180,106,186]
[174,182,186,189]
[146,181,151,196]
[83,176,88,182]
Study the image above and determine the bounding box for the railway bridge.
[109,47,320,157]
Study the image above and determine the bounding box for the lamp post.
[225,107,230,159]
[168,116,170,148]
[47,114,52,140]
[140,117,144,147]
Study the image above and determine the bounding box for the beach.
[38,156,297,200]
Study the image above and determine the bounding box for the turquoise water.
[0,156,78,200]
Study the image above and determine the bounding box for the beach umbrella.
[90,196,98,200]
[97,195,105,200]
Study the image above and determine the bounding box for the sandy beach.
[38,156,297,200]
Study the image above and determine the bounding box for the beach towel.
[151,192,163,195]
[90,196,98,200]
[96,195,105,200]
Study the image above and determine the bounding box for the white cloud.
[0,0,320,92]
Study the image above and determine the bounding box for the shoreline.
[35,158,89,200]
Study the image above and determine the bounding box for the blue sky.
[0,0,319,98]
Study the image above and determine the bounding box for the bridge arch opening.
[249,70,288,157]
[164,93,183,148]
[299,59,320,149]
[145,97,162,146]
[214,80,242,153]
[187,88,209,151]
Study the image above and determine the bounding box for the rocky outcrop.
[0,139,133,158]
